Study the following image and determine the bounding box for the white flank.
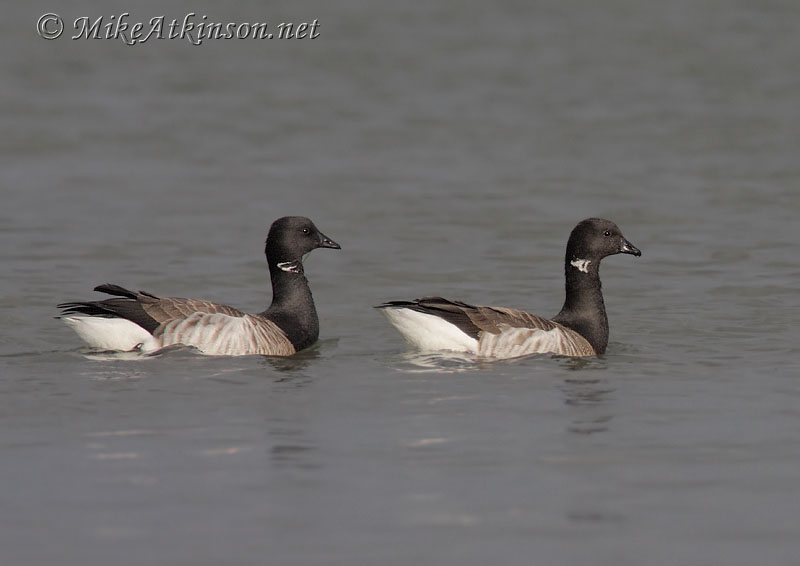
[570,258,591,273]
[61,316,157,352]
[381,308,478,353]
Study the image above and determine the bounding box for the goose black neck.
[263,259,319,351]
[552,258,609,354]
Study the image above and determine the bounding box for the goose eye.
[302,228,310,235]
[603,230,611,237]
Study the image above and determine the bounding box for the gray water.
[2,1,800,564]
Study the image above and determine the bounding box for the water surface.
[2,1,799,565]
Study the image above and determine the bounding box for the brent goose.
[376,218,640,358]
[58,216,340,356]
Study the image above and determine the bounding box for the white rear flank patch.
[381,308,478,353]
[570,258,591,273]
[61,316,156,352]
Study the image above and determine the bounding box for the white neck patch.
[277,260,301,273]
[570,258,591,273]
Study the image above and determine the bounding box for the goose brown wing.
[137,294,247,324]
[461,305,558,334]
[382,298,558,337]
[59,284,249,334]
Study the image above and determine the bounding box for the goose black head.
[566,218,641,272]
[266,216,340,269]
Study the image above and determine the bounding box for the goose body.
[378,298,596,358]
[58,216,340,356]
[377,218,641,359]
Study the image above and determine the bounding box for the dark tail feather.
[374,300,418,309]
[93,283,138,299]
[58,285,160,332]
[374,297,469,310]
[56,301,118,318]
